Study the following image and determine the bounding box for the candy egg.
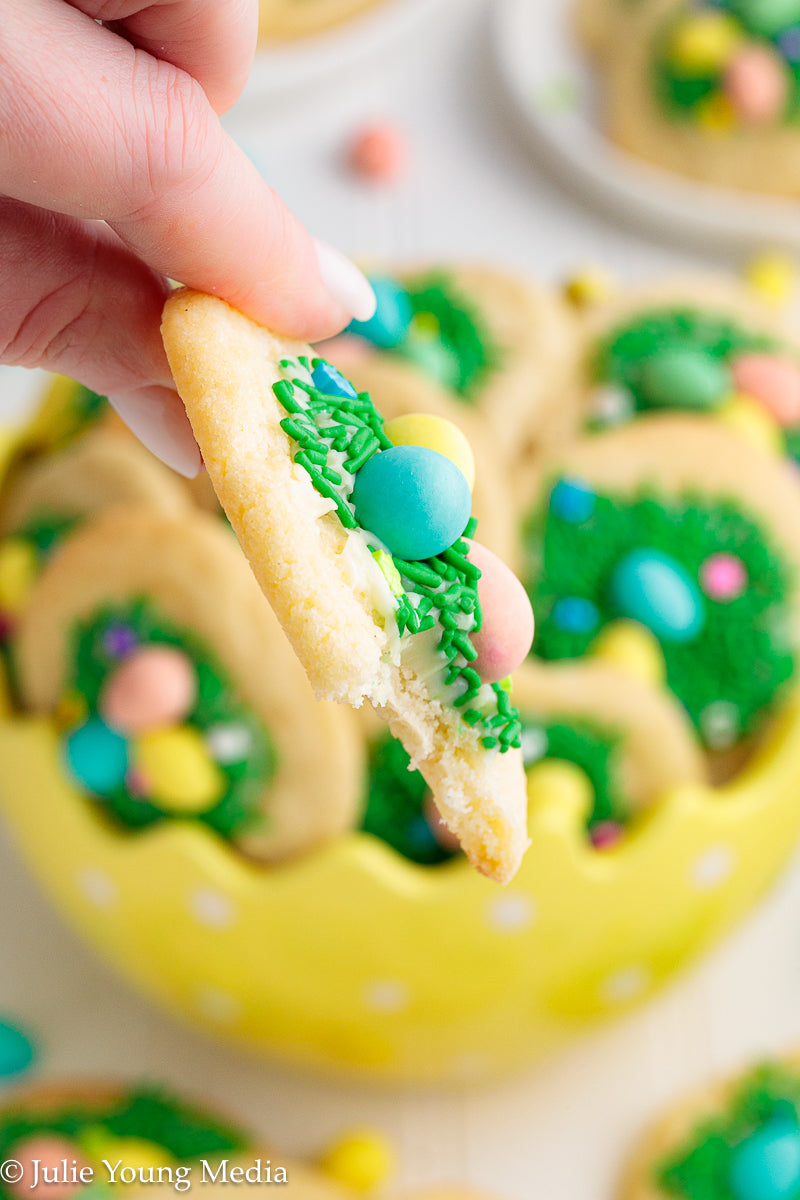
[347,278,412,349]
[384,413,476,490]
[550,478,596,524]
[319,1129,395,1193]
[734,0,800,36]
[724,45,788,124]
[718,392,784,454]
[351,445,472,561]
[348,122,409,184]
[590,620,666,686]
[609,549,704,642]
[639,348,731,411]
[0,1019,35,1079]
[133,726,224,813]
[464,539,534,683]
[64,718,129,795]
[732,353,800,425]
[668,12,743,74]
[0,538,38,615]
[100,645,197,735]
[7,1138,88,1200]
[729,1119,800,1200]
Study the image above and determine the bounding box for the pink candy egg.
[349,123,408,183]
[100,644,197,735]
[7,1136,88,1200]
[465,539,535,685]
[724,45,788,124]
[732,352,800,425]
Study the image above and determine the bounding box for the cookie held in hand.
[162,291,533,883]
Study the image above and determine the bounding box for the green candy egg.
[734,0,800,36]
[639,347,732,411]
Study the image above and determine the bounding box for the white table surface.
[2,2,800,1198]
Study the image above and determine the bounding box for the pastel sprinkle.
[701,553,748,601]
[552,596,600,634]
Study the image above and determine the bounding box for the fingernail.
[313,238,376,322]
[109,386,202,478]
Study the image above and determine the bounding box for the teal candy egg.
[64,717,129,795]
[351,445,472,561]
[347,278,412,349]
[639,347,731,411]
[610,549,704,642]
[729,1119,800,1200]
[0,1019,35,1079]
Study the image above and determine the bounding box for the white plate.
[494,0,800,252]
[241,0,447,102]
[0,366,47,427]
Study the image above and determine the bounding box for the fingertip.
[313,239,377,323]
[109,386,202,478]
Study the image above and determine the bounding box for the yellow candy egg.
[563,266,617,309]
[319,1129,395,1193]
[718,393,784,455]
[668,12,743,74]
[745,252,798,309]
[526,760,594,828]
[696,92,738,134]
[590,620,667,687]
[134,726,225,813]
[0,539,38,614]
[383,413,475,491]
[81,1132,175,1185]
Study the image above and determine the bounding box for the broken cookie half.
[162,291,532,883]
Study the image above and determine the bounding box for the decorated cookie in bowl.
[570,275,800,465]
[13,507,363,862]
[522,415,800,771]
[621,1053,800,1200]
[337,265,579,479]
[257,0,391,42]
[582,0,800,195]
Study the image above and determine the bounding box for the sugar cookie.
[162,291,531,883]
[520,415,800,761]
[15,508,363,863]
[342,265,579,479]
[620,1054,800,1200]
[584,0,800,196]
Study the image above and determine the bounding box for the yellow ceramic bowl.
[2,698,800,1084]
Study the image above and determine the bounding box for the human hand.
[0,0,376,476]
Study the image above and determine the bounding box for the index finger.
[68,0,258,113]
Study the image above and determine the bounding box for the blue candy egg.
[0,1019,35,1079]
[610,549,704,642]
[311,361,357,400]
[550,478,596,524]
[64,717,129,795]
[347,278,412,349]
[729,1119,800,1200]
[351,445,472,561]
[552,596,599,634]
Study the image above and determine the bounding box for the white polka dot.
[78,868,117,908]
[600,965,649,1006]
[197,987,241,1024]
[691,845,735,891]
[190,888,235,929]
[487,894,536,932]
[363,981,408,1013]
